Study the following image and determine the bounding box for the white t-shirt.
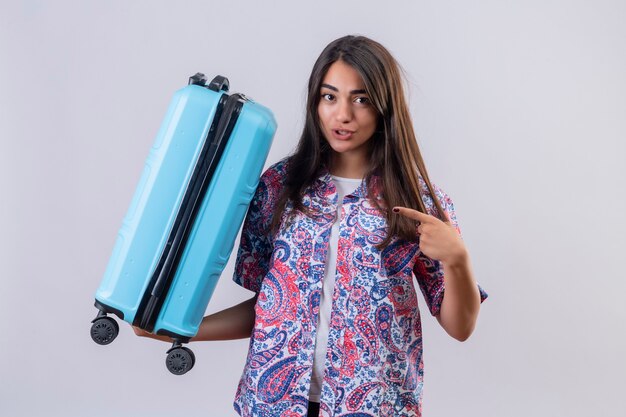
[308,175,363,403]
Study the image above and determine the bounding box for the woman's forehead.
[320,60,367,92]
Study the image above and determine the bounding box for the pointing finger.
[392,206,434,222]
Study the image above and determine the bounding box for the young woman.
[135,35,487,417]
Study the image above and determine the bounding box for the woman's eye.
[322,93,335,101]
[354,96,370,105]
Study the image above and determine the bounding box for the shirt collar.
[314,165,383,200]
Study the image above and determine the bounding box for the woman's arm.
[133,294,257,342]
[393,206,482,341]
[437,253,481,341]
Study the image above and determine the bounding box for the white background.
[1,1,625,416]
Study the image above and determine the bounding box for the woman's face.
[317,60,378,162]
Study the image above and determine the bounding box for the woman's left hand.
[393,206,468,266]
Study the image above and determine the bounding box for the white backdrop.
[1,1,625,416]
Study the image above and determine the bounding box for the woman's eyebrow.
[320,83,367,95]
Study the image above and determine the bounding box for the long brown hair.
[270,35,447,249]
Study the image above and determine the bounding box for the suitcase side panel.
[155,100,277,336]
[95,86,221,323]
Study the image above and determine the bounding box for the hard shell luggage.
[90,73,276,375]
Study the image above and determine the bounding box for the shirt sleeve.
[232,170,276,294]
[413,184,488,316]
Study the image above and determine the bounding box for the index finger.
[392,206,435,222]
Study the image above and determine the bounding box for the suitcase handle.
[188,73,208,86]
[208,75,230,92]
[188,74,230,93]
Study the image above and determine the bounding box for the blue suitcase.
[91,73,276,375]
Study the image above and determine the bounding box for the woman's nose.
[335,99,353,123]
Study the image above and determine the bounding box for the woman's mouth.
[332,129,354,140]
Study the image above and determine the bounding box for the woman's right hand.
[132,326,150,337]
[131,326,172,342]
[129,294,257,343]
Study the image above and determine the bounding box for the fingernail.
[392,207,399,213]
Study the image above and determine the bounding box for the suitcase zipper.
[135,93,245,334]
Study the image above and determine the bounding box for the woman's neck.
[329,152,368,179]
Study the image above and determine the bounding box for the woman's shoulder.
[259,157,289,190]
[256,157,294,201]
[418,176,455,214]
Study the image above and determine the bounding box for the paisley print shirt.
[232,159,488,417]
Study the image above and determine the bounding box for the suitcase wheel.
[90,317,119,345]
[165,346,195,375]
